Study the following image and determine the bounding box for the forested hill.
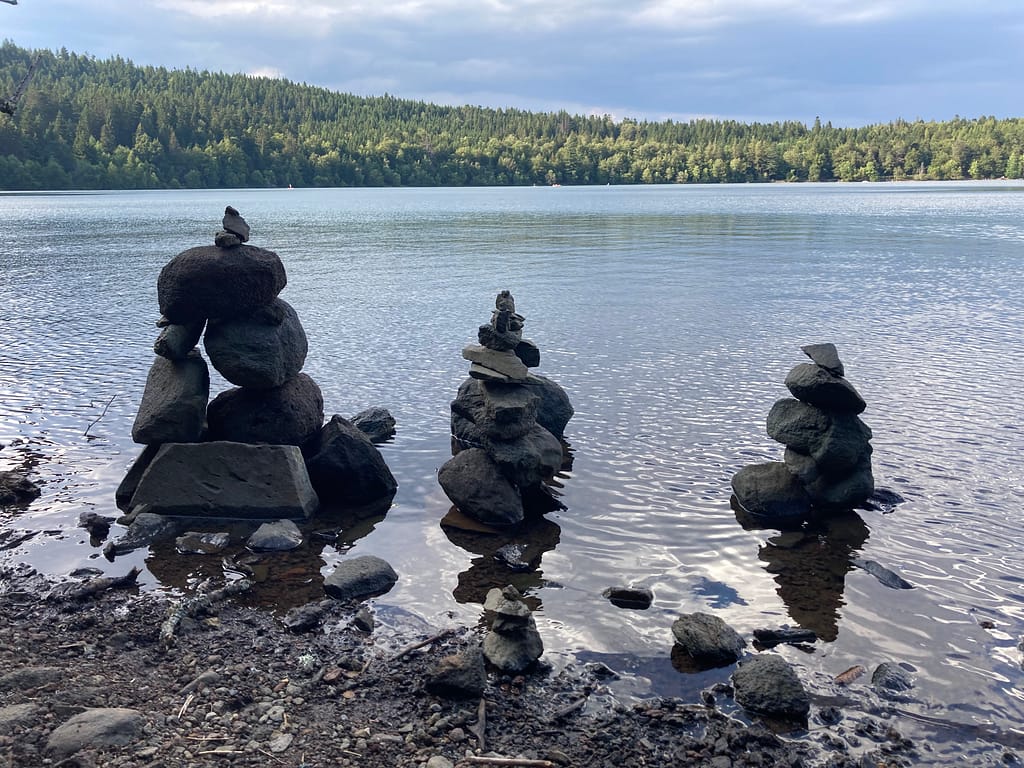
[1,42,1023,190]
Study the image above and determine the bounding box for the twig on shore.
[467,696,486,751]
[83,394,117,437]
[47,566,141,602]
[159,578,253,650]
[458,757,556,768]
[549,694,588,722]
[388,628,457,661]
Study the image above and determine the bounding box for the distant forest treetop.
[1,41,1022,189]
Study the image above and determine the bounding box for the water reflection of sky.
[2,183,1024,760]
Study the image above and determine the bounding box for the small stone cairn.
[118,207,396,520]
[438,291,573,527]
[731,343,873,520]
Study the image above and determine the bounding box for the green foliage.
[1,41,1023,190]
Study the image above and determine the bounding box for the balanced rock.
[157,244,287,323]
[222,205,250,242]
[784,363,866,414]
[153,319,205,360]
[483,585,544,673]
[801,342,844,376]
[207,373,324,446]
[129,442,319,519]
[463,344,529,380]
[203,298,308,389]
[131,350,209,445]
[303,415,397,508]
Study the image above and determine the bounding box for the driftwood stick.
[49,566,141,602]
[84,393,117,437]
[467,697,486,751]
[550,694,588,721]
[459,757,556,768]
[388,628,457,661]
[160,578,252,650]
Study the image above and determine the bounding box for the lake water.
[2,182,1023,762]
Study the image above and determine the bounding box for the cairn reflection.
[735,502,869,642]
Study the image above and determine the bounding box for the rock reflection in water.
[144,500,389,613]
[735,503,869,642]
[441,509,561,608]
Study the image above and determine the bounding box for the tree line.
[1,42,1023,190]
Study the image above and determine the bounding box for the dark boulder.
[732,654,810,720]
[116,445,161,510]
[800,342,845,376]
[351,407,396,443]
[157,245,287,323]
[670,612,747,668]
[804,456,874,510]
[203,298,308,389]
[323,555,398,601]
[303,416,398,508]
[425,645,487,699]
[524,374,574,438]
[0,471,41,506]
[486,423,563,489]
[207,373,324,446]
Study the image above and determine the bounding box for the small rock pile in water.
[438,291,573,527]
[118,207,396,520]
[731,343,873,520]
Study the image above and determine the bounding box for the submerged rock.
[247,519,303,552]
[671,612,747,668]
[351,407,397,443]
[732,654,810,720]
[323,555,398,601]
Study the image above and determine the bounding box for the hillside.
[1,42,1023,189]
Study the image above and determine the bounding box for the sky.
[3,0,1023,127]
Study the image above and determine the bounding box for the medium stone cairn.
[731,343,873,520]
[119,206,396,520]
[438,291,573,527]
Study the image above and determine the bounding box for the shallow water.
[2,182,1024,762]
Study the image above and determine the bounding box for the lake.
[2,182,1023,762]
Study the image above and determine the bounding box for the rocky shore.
[0,565,926,768]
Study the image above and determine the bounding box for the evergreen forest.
[2,42,1023,190]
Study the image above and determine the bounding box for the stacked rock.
[731,344,873,520]
[119,207,396,520]
[438,291,573,527]
[482,585,544,673]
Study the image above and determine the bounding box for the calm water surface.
[2,182,1023,762]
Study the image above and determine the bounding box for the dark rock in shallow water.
[785,363,866,414]
[801,342,845,376]
[175,531,230,555]
[323,555,398,601]
[732,654,810,720]
[157,244,287,323]
[872,661,914,692]
[132,351,210,445]
[731,462,812,519]
[103,512,179,558]
[303,416,397,509]
[203,298,308,389]
[852,558,913,589]
[207,373,324,446]
[486,423,563,489]
[350,407,396,443]
[603,586,654,610]
[438,448,524,527]
[804,456,874,510]
[247,519,303,552]
[0,471,40,506]
[129,442,319,519]
[671,612,747,668]
[752,626,818,649]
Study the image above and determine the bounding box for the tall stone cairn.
[438,291,573,527]
[731,344,873,520]
[118,207,396,519]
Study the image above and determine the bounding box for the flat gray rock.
[0,703,39,735]
[46,707,145,759]
[247,519,303,551]
[323,555,398,601]
[131,351,209,445]
[130,442,318,519]
[462,344,529,380]
[800,343,845,376]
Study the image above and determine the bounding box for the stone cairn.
[438,291,573,527]
[731,343,873,520]
[117,206,396,522]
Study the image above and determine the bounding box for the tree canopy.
[1,42,1022,190]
